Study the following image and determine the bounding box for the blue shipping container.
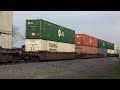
[97,48,107,54]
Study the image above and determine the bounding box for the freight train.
[0,19,119,62]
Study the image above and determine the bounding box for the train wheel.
[8,60,13,63]
[32,56,40,62]
[12,56,20,63]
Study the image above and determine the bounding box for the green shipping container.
[98,39,114,50]
[106,41,114,50]
[98,39,107,49]
[26,19,75,44]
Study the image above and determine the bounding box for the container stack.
[98,39,116,55]
[75,34,117,56]
[114,45,120,55]
[0,11,13,49]
[75,34,98,55]
[98,39,109,55]
[25,19,75,53]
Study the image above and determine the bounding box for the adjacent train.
[0,17,120,62]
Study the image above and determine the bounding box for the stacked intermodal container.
[25,19,76,60]
[75,34,98,55]
[98,39,116,55]
[75,46,97,55]
[0,11,13,49]
[25,39,75,52]
[75,34,116,56]
[98,48,107,54]
[114,45,120,51]
[25,19,75,52]
[75,34,98,47]
[98,39,119,55]
[107,49,117,54]
[98,39,114,50]
[114,44,120,54]
[97,39,107,54]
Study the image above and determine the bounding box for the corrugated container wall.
[114,44,120,51]
[0,11,13,49]
[25,39,75,52]
[0,34,12,48]
[0,11,13,34]
[26,19,75,44]
[75,34,98,47]
[114,51,118,54]
[97,48,107,54]
[98,39,114,50]
[106,41,114,50]
[107,49,116,54]
[115,51,120,55]
[98,39,108,49]
[75,46,97,55]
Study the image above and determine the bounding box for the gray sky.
[13,11,120,47]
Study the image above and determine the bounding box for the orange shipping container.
[75,46,97,55]
[75,34,98,47]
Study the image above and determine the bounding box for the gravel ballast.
[0,57,119,79]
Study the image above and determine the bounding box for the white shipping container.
[107,49,116,54]
[107,49,111,54]
[118,50,120,55]
[114,50,118,54]
[25,39,75,52]
[25,39,47,51]
[58,42,75,52]
[111,50,116,54]
[114,44,120,51]
[114,50,120,54]
[0,34,12,48]
[0,11,13,34]
[47,40,58,52]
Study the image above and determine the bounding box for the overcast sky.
[13,11,120,47]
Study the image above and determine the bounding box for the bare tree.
[12,25,25,48]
